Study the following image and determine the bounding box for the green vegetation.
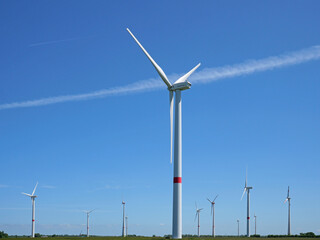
[0,231,9,238]
[4,235,320,240]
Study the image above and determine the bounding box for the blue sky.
[0,0,320,237]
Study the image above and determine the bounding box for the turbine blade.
[32,182,38,196]
[214,194,219,202]
[88,209,95,214]
[245,168,247,188]
[241,188,246,200]
[22,192,32,197]
[195,202,198,210]
[174,63,201,84]
[169,90,174,164]
[194,212,198,222]
[207,198,212,203]
[126,28,172,88]
[287,186,290,198]
[284,198,288,204]
[199,208,203,211]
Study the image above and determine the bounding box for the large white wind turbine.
[22,182,38,238]
[127,28,201,239]
[84,209,95,237]
[207,195,218,237]
[284,186,291,235]
[241,170,253,237]
[122,201,126,237]
[194,203,203,237]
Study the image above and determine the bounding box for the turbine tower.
[125,216,128,236]
[122,201,126,237]
[237,219,240,237]
[254,213,257,235]
[127,28,201,239]
[207,195,218,237]
[284,186,291,235]
[22,182,38,238]
[85,209,95,237]
[194,203,203,237]
[241,169,253,237]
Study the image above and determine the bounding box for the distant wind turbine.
[284,186,291,235]
[125,216,128,236]
[241,169,253,237]
[122,201,126,237]
[207,195,218,237]
[194,203,203,237]
[84,209,95,237]
[22,182,38,238]
[237,219,240,237]
[254,213,257,235]
[127,28,201,239]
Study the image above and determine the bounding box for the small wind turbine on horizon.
[254,213,257,235]
[207,195,218,237]
[122,201,126,237]
[237,219,240,237]
[241,169,253,237]
[194,203,203,237]
[284,186,291,235]
[125,216,128,236]
[84,209,95,237]
[127,28,201,239]
[22,182,38,238]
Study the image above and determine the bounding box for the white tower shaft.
[288,198,291,235]
[197,212,200,237]
[122,204,126,237]
[126,217,128,236]
[31,198,35,238]
[212,204,215,237]
[254,216,257,235]
[87,213,89,237]
[237,220,240,237]
[247,189,250,237]
[172,90,182,239]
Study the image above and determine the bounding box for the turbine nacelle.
[170,81,191,91]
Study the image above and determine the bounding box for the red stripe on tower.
[174,177,182,183]
[247,217,250,219]
[32,220,35,222]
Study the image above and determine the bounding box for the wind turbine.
[207,195,218,237]
[122,201,126,237]
[194,203,203,237]
[125,216,128,236]
[254,213,257,235]
[84,209,95,237]
[241,169,253,237]
[127,28,201,239]
[237,219,240,237]
[284,186,291,235]
[22,182,38,238]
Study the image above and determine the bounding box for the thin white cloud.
[0,184,9,188]
[1,45,319,111]
[41,185,56,189]
[29,34,101,47]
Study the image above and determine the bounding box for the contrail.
[1,45,320,111]
[29,34,101,47]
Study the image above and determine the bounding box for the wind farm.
[0,1,320,239]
